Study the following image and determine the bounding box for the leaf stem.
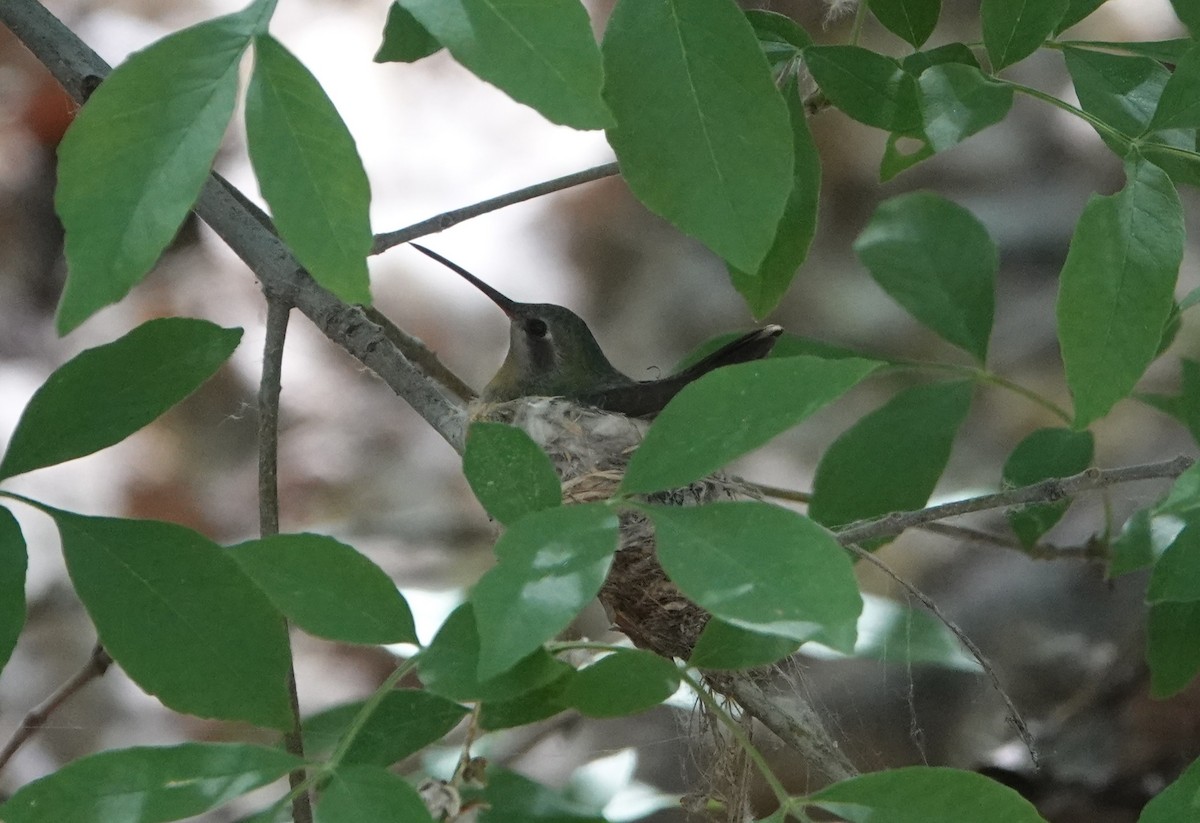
[892,359,1073,424]
[325,654,422,772]
[971,367,1074,424]
[1004,80,1130,146]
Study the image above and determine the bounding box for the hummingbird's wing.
[577,325,782,418]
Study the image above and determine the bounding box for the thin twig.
[370,162,621,255]
[751,482,812,504]
[835,457,1194,545]
[258,299,288,537]
[0,643,112,773]
[843,543,1039,767]
[257,298,313,823]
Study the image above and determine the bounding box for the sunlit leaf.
[472,504,619,680]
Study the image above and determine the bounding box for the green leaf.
[399,0,610,129]
[648,502,861,650]
[1158,461,1200,519]
[880,133,934,181]
[472,504,619,680]
[419,603,572,702]
[1002,428,1094,547]
[1056,0,1110,34]
[305,691,467,767]
[227,533,416,645]
[981,0,1068,71]
[804,46,923,133]
[621,356,881,495]
[746,9,813,67]
[1109,508,1156,576]
[1057,155,1183,427]
[477,769,606,823]
[689,619,801,670]
[1139,755,1200,823]
[563,650,680,717]
[246,35,372,305]
[54,12,255,333]
[0,507,26,675]
[317,765,435,823]
[810,766,1045,822]
[1064,46,1172,138]
[854,192,996,361]
[1148,600,1200,697]
[1168,359,1200,445]
[0,318,241,481]
[374,2,442,63]
[1171,0,1200,32]
[463,422,561,525]
[868,0,941,47]
[603,0,793,272]
[917,63,1014,152]
[479,671,574,730]
[0,743,300,823]
[47,509,293,728]
[728,76,821,318]
[1148,44,1200,132]
[811,381,973,530]
[1149,523,1200,603]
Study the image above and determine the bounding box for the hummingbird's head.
[410,244,627,402]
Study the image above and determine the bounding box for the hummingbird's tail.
[577,325,782,418]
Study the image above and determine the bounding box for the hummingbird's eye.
[525,318,549,338]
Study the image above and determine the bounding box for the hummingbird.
[411,244,782,418]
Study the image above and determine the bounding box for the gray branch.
[835,456,1195,545]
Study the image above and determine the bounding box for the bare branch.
[0,644,112,773]
[835,456,1194,545]
[256,299,313,823]
[370,162,621,255]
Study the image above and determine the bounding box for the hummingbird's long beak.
[410,243,517,317]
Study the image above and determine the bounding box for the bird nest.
[470,397,755,661]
